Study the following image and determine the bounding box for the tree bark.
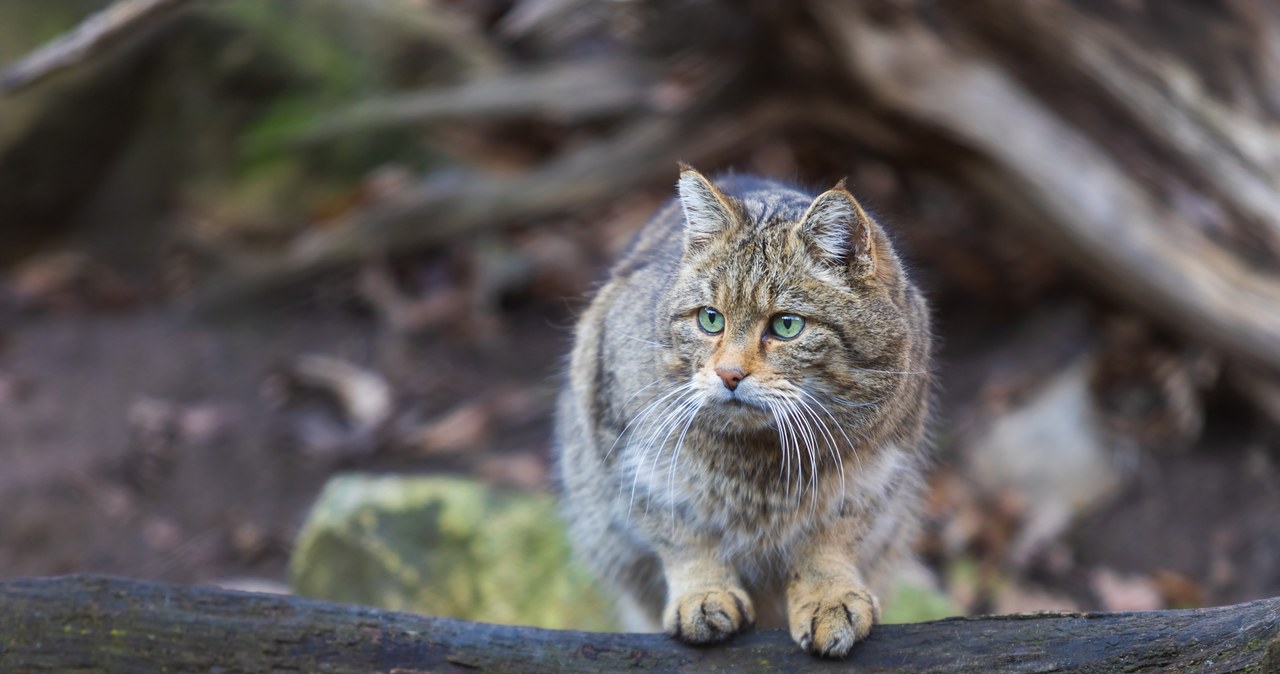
[0,575,1276,673]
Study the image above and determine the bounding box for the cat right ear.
[677,165,735,254]
[796,181,879,279]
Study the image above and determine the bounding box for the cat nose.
[715,366,746,391]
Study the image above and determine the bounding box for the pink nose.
[715,366,746,391]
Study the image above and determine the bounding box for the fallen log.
[0,575,1276,673]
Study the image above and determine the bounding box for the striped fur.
[555,167,932,657]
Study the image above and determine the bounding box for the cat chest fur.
[614,418,917,569]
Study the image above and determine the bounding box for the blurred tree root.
[8,0,1280,418]
[0,575,1276,673]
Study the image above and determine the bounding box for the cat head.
[662,166,921,433]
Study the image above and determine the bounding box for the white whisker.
[618,333,668,348]
[850,366,932,376]
[604,381,691,464]
[791,391,847,508]
[643,396,701,516]
[666,400,704,531]
[778,402,803,505]
[629,392,701,519]
[766,400,795,503]
[799,387,865,480]
[780,397,819,513]
[622,388,696,519]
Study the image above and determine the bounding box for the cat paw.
[664,587,755,645]
[788,587,879,658]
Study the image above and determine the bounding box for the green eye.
[770,314,805,339]
[697,307,725,334]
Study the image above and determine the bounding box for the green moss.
[881,580,961,625]
[220,1,375,98]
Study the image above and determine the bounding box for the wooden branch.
[0,576,1276,673]
[0,0,206,95]
[291,59,662,144]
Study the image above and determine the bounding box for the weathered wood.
[0,575,1275,673]
[0,0,206,94]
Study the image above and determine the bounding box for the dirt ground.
[0,287,573,586]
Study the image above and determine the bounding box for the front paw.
[663,587,755,645]
[788,587,879,658]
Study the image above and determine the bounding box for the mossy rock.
[290,474,617,631]
[882,579,961,625]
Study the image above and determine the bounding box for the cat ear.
[677,165,736,253]
[795,180,878,278]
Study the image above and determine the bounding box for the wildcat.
[555,165,932,657]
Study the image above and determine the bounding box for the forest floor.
[0,293,570,587]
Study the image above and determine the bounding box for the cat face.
[661,169,912,434]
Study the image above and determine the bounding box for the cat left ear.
[795,180,878,278]
[677,165,736,254]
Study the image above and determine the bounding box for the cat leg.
[658,542,755,644]
[785,539,880,658]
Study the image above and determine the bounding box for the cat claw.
[789,589,878,658]
[665,588,755,645]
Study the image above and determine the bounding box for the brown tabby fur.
[555,166,932,657]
